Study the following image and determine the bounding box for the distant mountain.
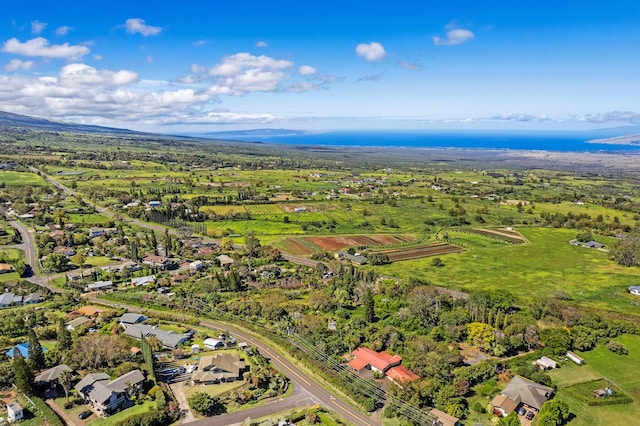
[200,128,308,138]
[0,110,141,135]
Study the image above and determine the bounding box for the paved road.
[88,296,376,426]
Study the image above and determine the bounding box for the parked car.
[526,411,535,420]
[518,407,526,416]
[78,410,92,420]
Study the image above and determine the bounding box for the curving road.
[88,296,376,426]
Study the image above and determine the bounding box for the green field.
[0,171,49,187]
[549,334,640,425]
[376,227,640,315]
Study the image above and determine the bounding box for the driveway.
[169,381,196,423]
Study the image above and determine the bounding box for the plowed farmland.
[374,242,462,262]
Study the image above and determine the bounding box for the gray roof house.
[35,364,73,385]
[119,313,147,325]
[23,293,41,304]
[85,280,115,292]
[121,323,188,349]
[500,375,554,411]
[74,370,145,415]
[66,316,92,330]
[192,353,246,384]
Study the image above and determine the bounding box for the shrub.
[607,341,628,355]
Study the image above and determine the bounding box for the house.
[66,316,92,330]
[0,292,24,307]
[121,323,188,349]
[567,351,585,365]
[34,364,73,387]
[533,356,558,370]
[74,370,145,415]
[54,246,76,257]
[131,275,156,286]
[294,207,307,213]
[7,401,24,423]
[584,241,605,249]
[335,252,368,265]
[23,293,41,304]
[6,342,46,359]
[238,342,250,352]
[119,313,147,325]
[149,200,162,207]
[189,260,204,272]
[203,338,225,350]
[85,280,115,292]
[0,263,14,274]
[191,353,246,384]
[429,408,460,426]
[491,375,554,416]
[88,227,106,238]
[628,286,640,296]
[217,254,234,269]
[191,344,200,354]
[142,255,172,270]
[347,347,419,384]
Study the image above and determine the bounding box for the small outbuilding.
[203,338,225,350]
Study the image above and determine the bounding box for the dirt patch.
[280,238,316,256]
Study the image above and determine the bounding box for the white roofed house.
[131,275,156,286]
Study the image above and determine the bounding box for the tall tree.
[28,328,45,371]
[12,350,34,395]
[56,318,72,352]
[363,289,375,323]
[245,232,261,258]
[58,369,75,402]
[163,227,171,257]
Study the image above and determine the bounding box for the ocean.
[207,130,640,152]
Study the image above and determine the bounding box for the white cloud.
[31,20,47,34]
[58,63,139,87]
[433,28,474,46]
[398,60,421,71]
[585,111,640,124]
[299,65,317,75]
[124,18,162,36]
[355,42,386,61]
[357,73,384,82]
[55,26,73,36]
[0,63,218,126]
[256,40,268,48]
[4,59,34,71]
[146,56,154,64]
[1,37,90,60]
[193,40,206,46]
[93,54,103,61]
[205,52,293,95]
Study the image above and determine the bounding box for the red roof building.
[347,347,418,384]
[386,365,420,383]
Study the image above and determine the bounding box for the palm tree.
[58,369,75,402]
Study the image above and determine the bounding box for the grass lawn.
[183,381,245,399]
[84,256,119,267]
[55,398,155,426]
[548,334,640,426]
[90,400,155,425]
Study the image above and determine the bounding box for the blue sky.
[1,1,639,133]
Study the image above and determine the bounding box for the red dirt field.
[306,235,411,251]
[279,234,414,255]
[375,242,461,262]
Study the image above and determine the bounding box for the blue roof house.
[6,342,47,359]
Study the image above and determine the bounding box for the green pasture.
[199,205,247,215]
[67,213,113,226]
[0,170,48,187]
[548,334,640,426]
[375,227,640,316]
